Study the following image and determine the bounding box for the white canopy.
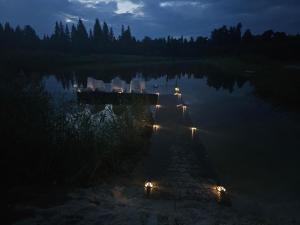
[87,77,106,92]
[130,78,146,93]
[111,77,126,93]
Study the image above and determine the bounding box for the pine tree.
[0,23,3,34]
[89,29,93,40]
[242,29,253,43]
[126,26,132,41]
[93,19,103,52]
[77,19,89,41]
[103,22,109,42]
[109,27,114,41]
[59,22,64,38]
[3,22,14,48]
[23,25,39,49]
[93,19,103,42]
[71,24,77,40]
[73,19,89,52]
[121,25,125,37]
[65,24,70,42]
[53,22,60,40]
[0,23,3,48]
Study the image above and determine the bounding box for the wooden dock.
[77,91,158,105]
[77,90,229,204]
[136,94,222,202]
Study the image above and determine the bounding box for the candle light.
[144,181,154,196]
[191,127,197,138]
[153,124,160,132]
[216,186,226,193]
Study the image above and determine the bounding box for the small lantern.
[144,181,154,196]
[155,104,162,110]
[214,185,231,206]
[191,127,197,132]
[191,127,197,138]
[216,186,226,193]
[153,124,160,132]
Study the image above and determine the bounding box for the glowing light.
[191,127,197,138]
[117,88,124,94]
[145,182,154,188]
[174,92,182,99]
[216,186,226,193]
[175,87,180,92]
[155,104,162,110]
[153,124,160,132]
[155,92,160,96]
[77,89,82,93]
[144,181,154,196]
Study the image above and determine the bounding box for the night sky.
[0,0,299,38]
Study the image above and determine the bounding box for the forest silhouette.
[0,19,299,59]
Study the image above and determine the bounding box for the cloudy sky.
[0,0,299,38]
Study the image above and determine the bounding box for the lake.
[44,67,300,219]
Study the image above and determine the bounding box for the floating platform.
[77,90,158,105]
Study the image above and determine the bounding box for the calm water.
[44,71,300,217]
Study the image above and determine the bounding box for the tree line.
[0,19,299,59]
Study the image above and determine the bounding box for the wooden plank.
[77,91,158,105]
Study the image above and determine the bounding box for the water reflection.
[43,67,300,219]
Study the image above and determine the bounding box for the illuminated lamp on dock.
[191,127,197,138]
[144,181,154,196]
[155,104,162,110]
[191,127,197,132]
[216,186,226,193]
[214,185,231,206]
[153,124,160,132]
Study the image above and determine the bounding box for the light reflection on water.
[44,73,300,217]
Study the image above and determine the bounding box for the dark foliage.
[0,20,299,59]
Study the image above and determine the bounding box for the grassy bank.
[0,73,153,187]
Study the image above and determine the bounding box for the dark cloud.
[0,0,299,38]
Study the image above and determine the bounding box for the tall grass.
[0,73,153,187]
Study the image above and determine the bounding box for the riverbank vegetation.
[0,72,153,188]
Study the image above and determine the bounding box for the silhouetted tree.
[93,19,103,52]
[242,29,253,43]
[0,19,299,60]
